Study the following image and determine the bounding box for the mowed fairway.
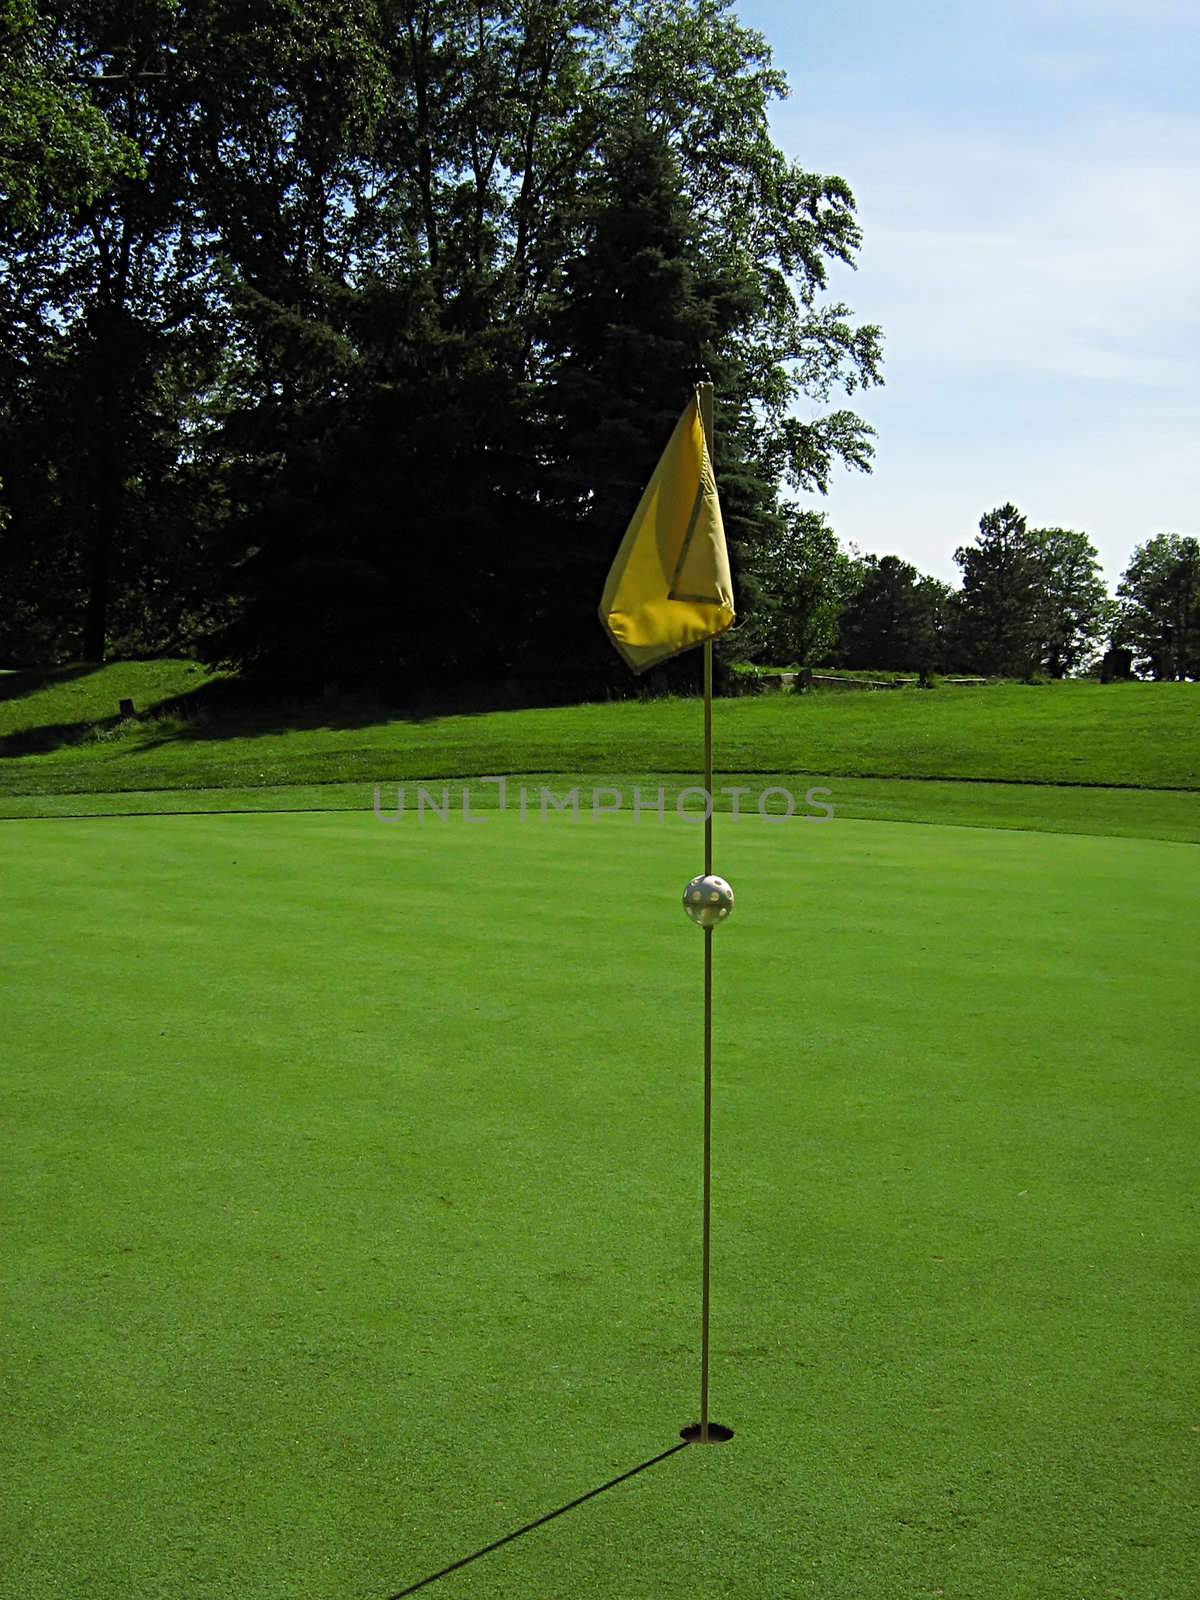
[3,807,1197,1599]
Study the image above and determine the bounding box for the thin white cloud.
[745,0,1200,583]
[1021,0,1199,19]
[832,130,1200,388]
[804,121,1200,582]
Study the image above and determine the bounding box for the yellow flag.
[598,392,735,673]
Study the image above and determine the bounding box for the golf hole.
[680,1422,735,1445]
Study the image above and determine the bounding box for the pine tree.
[951,504,1043,677]
[539,112,777,690]
[838,555,949,673]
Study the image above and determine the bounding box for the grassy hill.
[1,661,1197,839]
[0,659,217,741]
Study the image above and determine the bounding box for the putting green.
[3,809,1197,1598]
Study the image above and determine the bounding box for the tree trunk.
[81,506,113,662]
[78,296,135,664]
[81,349,123,663]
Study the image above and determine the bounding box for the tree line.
[2,4,1195,694]
[0,0,880,697]
[746,508,1200,682]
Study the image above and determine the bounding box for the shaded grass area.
[3,811,1198,1598]
[0,658,224,753]
[1,669,1198,796]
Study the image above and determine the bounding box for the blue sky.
[733,0,1200,584]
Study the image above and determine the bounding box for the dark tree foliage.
[215,2,882,694]
[0,0,883,688]
[0,0,140,237]
[1115,534,1200,681]
[949,503,1045,678]
[1028,526,1111,678]
[947,507,1112,679]
[0,0,239,660]
[217,279,551,690]
[0,303,229,661]
[838,554,949,675]
[536,113,774,693]
[737,509,858,667]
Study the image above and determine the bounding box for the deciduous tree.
[740,510,858,666]
[1028,526,1111,677]
[1115,534,1200,680]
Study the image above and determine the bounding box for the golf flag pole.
[700,384,715,1448]
[597,376,735,1448]
[700,640,714,1444]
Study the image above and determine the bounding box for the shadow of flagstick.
[385,1440,692,1597]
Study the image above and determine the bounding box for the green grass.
[735,663,922,682]
[3,810,1197,1598]
[2,773,1198,842]
[0,658,219,743]
[4,665,1197,1590]
[1,669,1197,813]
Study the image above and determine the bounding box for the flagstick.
[599,374,732,1448]
[676,380,732,1448]
[692,378,732,1447]
[701,637,714,1444]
